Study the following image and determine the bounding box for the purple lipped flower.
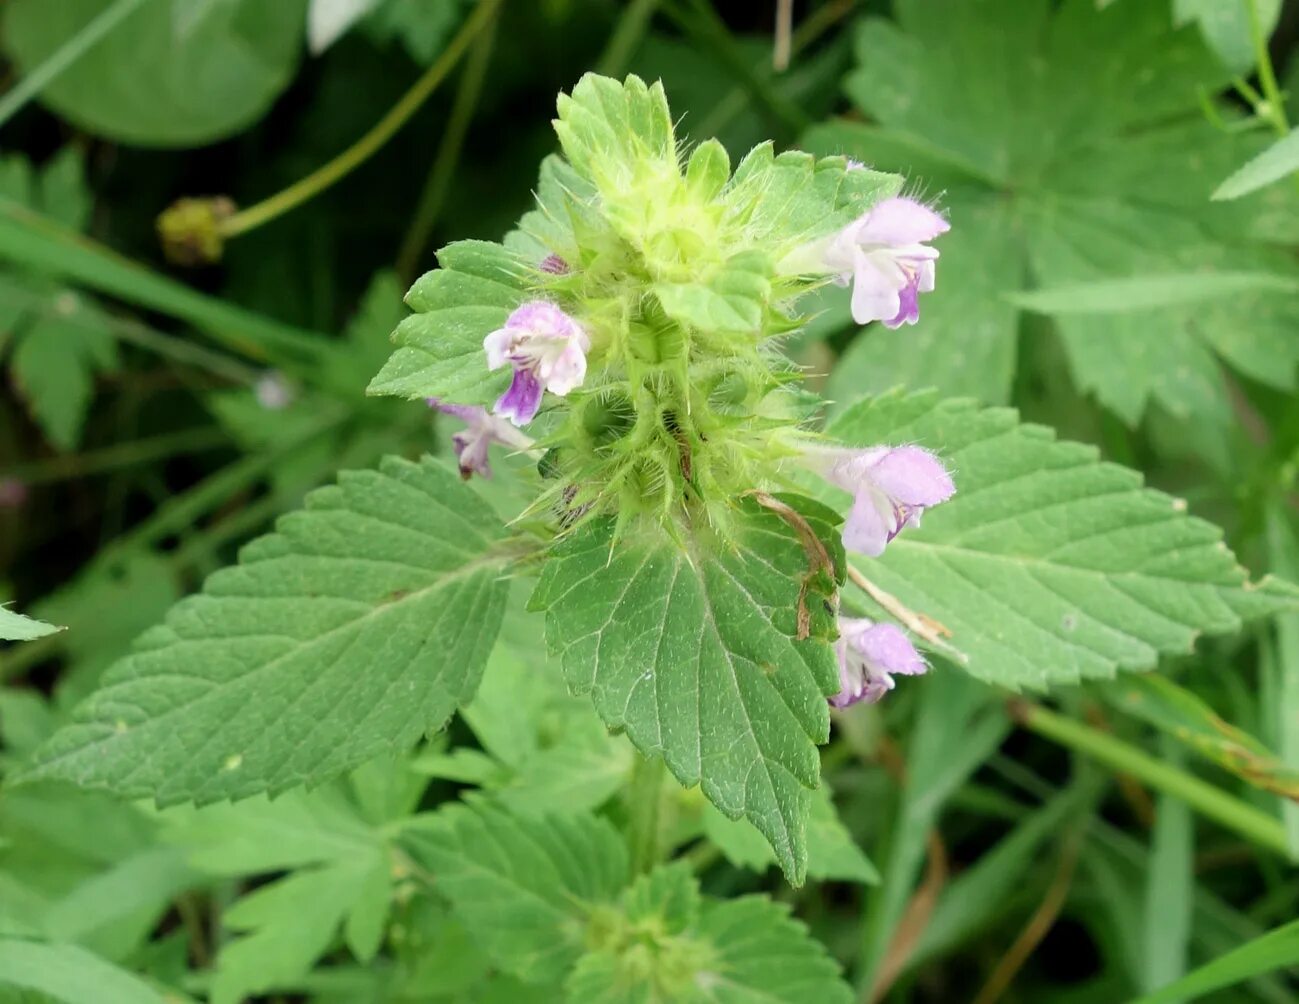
[539,253,570,275]
[831,617,927,708]
[428,398,534,480]
[827,197,948,327]
[483,300,589,426]
[804,443,955,557]
[779,196,948,328]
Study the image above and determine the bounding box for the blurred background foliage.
[2,0,1299,1002]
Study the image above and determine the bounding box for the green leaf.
[654,251,771,334]
[1099,673,1299,799]
[723,143,902,248]
[570,861,854,1004]
[554,73,675,188]
[1141,739,1193,995]
[820,0,1299,429]
[404,804,629,983]
[529,496,844,882]
[159,788,379,874]
[1213,129,1299,201]
[1008,272,1299,313]
[21,455,512,804]
[827,389,1297,690]
[367,241,526,405]
[0,606,60,642]
[1131,918,1299,1004]
[1174,0,1281,74]
[363,0,471,64]
[702,785,878,884]
[0,938,169,1004]
[567,862,853,1003]
[2,0,307,147]
[10,305,118,450]
[212,859,382,1004]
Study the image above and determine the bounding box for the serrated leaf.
[702,785,878,884]
[817,0,1299,427]
[0,606,60,642]
[21,456,512,804]
[554,73,675,187]
[827,390,1297,690]
[367,241,526,405]
[3,0,306,147]
[529,497,844,882]
[724,144,902,248]
[404,804,630,983]
[569,863,854,1004]
[0,939,168,1004]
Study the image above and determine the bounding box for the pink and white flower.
[826,198,948,327]
[483,300,589,426]
[428,398,534,480]
[831,616,928,707]
[780,197,948,328]
[804,443,955,557]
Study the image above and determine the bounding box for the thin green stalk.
[696,0,854,140]
[661,0,809,135]
[0,410,344,682]
[103,408,344,560]
[395,6,500,283]
[6,427,230,484]
[595,0,662,77]
[1012,701,1291,858]
[1247,0,1288,135]
[627,752,667,874]
[220,0,503,239]
[0,202,325,368]
[0,0,148,130]
[0,280,261,383]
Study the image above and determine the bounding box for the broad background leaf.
[3,0,307,147]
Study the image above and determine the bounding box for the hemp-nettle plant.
[16,73,1293,916]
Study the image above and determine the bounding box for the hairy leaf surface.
[23,456,511,803]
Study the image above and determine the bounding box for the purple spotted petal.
[883,274,921,328]
[494,368,544,426]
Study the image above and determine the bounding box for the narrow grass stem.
[219,0,503,240]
